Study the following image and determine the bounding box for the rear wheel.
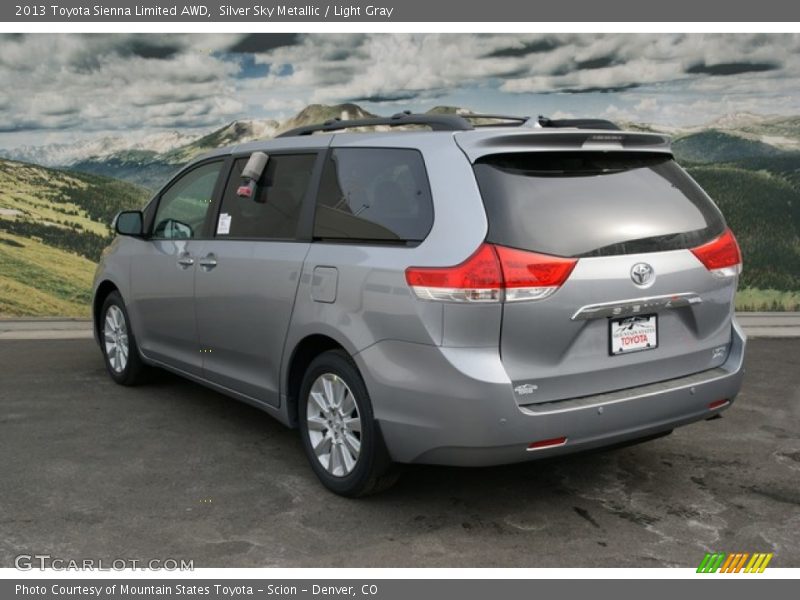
[298,350,399,496]
[100,291,148,386]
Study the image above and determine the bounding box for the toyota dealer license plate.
[609,314,658,355]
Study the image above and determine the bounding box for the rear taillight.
[494,245,578,302]
[404,244,503,303]
[690,228,742,278]
[405,243,577,303]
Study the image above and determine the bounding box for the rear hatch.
[470,148,740,405]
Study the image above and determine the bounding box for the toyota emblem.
[630,263,655,287]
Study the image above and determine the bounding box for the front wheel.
[100,291,148,386]
[298,350,399,497]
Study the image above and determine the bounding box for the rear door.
[193,152,321,407]
[472,151,738,404]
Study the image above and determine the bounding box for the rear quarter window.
[313,148,434,244]
[473,152,726,257]
[216,154,317,240]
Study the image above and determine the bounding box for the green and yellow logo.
[697,552,773,573]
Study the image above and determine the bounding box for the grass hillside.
[0,159,148,316]
[0,231,95,316]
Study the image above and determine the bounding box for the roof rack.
[460,114,534,128]
[536,116,620,131]
[276,111,475,137]
[275,111,621,138]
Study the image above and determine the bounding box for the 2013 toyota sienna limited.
[93,113,746,496]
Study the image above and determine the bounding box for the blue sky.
[1,33,799,149]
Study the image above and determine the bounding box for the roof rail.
[276,111,475,137]
[275,111,622,138]
[536,116,620,131]
[458,114,531,127]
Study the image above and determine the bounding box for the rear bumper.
[355,319,746,466]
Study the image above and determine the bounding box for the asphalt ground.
[0,338,798,568]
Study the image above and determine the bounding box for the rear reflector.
[691,228,742,278]
[405,243,577,303]
[527,436,568,451]
[708,399,730,410]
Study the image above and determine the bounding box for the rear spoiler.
[454,129,672,163]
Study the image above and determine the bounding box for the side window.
[216,154,317,240]
[152,162,223,239]
[313,148,434,243]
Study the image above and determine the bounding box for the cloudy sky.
[2,32,800,148]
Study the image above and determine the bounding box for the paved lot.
[0,339,798,568]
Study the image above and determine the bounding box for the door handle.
[198,253,218,270]
[177,254,195,268]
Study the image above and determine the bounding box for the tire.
[298,349,400,497]
[99,291,148,386]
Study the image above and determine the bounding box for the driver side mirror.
[114,210,144,237]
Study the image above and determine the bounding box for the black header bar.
[4,0,800,22]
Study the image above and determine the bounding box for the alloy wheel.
[306,373,362,477]
[103,305,129,373]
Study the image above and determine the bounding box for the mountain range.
[4,106,800,187]
[0,103,799,315]
[0,104,377,189]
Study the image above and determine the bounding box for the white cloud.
[0,34,244,134]
[1,32,800,146]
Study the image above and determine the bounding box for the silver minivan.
[94,113,746,496]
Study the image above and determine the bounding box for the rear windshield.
[473,152,725,257]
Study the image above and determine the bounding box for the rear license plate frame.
[609,314,658,356]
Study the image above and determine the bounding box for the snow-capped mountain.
[162,118,281,164]
[0,105,375,169]
[0,130,204,168]
[4,104,800,189]
[45,106,376,188]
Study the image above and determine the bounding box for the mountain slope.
[705,114,800,149]
[161,119,280,164]
[673,130,785,163]
[279,103,376,133]
[688,165,800,291]
[71,152,181,191]
[0,158,149,316]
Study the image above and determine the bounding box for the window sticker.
[217,212,232,235]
